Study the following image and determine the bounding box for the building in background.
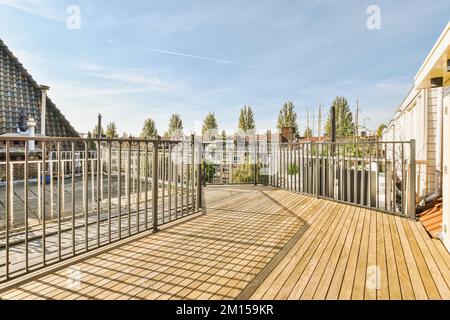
[0,39,79,140]
[383,22,450,251]
[0,39,79,180]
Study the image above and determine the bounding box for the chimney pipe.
[40,85,50,136]
[331,105,336,155]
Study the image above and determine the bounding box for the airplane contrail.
[147,48,266,71]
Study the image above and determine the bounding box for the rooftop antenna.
[312,106,315,138]
[318,104,322,141]
[306,108,309,137]
[355,99,359,141]
[39,85,50,136]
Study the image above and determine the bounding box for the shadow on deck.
[0,185,449,300]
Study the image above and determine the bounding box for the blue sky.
[1,0,449,136]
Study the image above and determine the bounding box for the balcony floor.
[0,185,449,300]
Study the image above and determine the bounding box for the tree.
[168,114,183,138]
[325,96,354,138]
[140,118,158,138]
[277,101,298,133]
[238,105,255,132]
[121,132,129,139]
[92,125,105,138]
[105,122,118,138]
[202,112,218,135]
[377,124,386,138]
[303,127,312,138]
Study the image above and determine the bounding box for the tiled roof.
[0,39,79,137]
[418,198,443,238]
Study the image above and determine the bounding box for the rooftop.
[0,185,448,300]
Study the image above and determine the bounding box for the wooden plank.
[284,203,350,299]
[315,205,359,299]
[413,219,450,290]
[388,214,414,299]
[406,219,450,299]
[338,207,365,300]
[250,200,334,299]
[351,209,371,300]
[376,212,389,300]
[393,216,428,299]
[269,201,342,299]
[364,210,377,300]
[326,206,362,300]
[381,212,401,299]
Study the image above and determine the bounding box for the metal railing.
[262,140,416,217]
[202,138,416,217]
[0,135,202,282]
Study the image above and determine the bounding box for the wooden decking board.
[394,216,428,299]
[406,219,450,299]
[376,212,389,300]
[400,217,441,299]
[326,206,362,300]
[351,209,371,300]
[387,214,415,299]
[338,207,365,300]
[314,206,359,300]
[301,204,354,299]
[236,197,326,299]
[257,200,337,299]
[0,185,449,300]
[412,220,450,290]
[249,200,333,299]
[381,212,402,300]
[285,203,349,299]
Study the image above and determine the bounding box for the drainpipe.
[39,85,50,136]
[423,86,443,205]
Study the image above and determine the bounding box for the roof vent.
[431,77,443,87]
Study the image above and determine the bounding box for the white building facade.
[383,22,450,251]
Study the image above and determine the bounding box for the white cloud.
[0,0,63,21]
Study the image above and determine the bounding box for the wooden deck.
[0,185,449,300]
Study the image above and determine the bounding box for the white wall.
[442,86,450,251]
[382,89,431,197]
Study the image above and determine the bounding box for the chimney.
[40,85,50,136]
[26,117,37,151]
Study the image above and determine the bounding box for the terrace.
[0,136,449,300]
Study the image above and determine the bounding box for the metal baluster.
[108,141,112,241]
[168,144,172,218]
[392,142,396,212]
[42,141,47,265]
[181,143,184,216]
[175,144,179,219]
[401,142,405,215]
[162,143,165,222]
[57,141,62,260]
[5,140,10,278]
[369,143,372,208]
[24,140,29,271]
[71,142,76,255]
[152,141,159,232]
[84,142,88,251]
[136,142,141,232]
[127,142,131,235]
[96,140,101,247]
[376,139,380,209]
[191,137,195,213]
[118,142,122,239]
[145,142,149,230]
